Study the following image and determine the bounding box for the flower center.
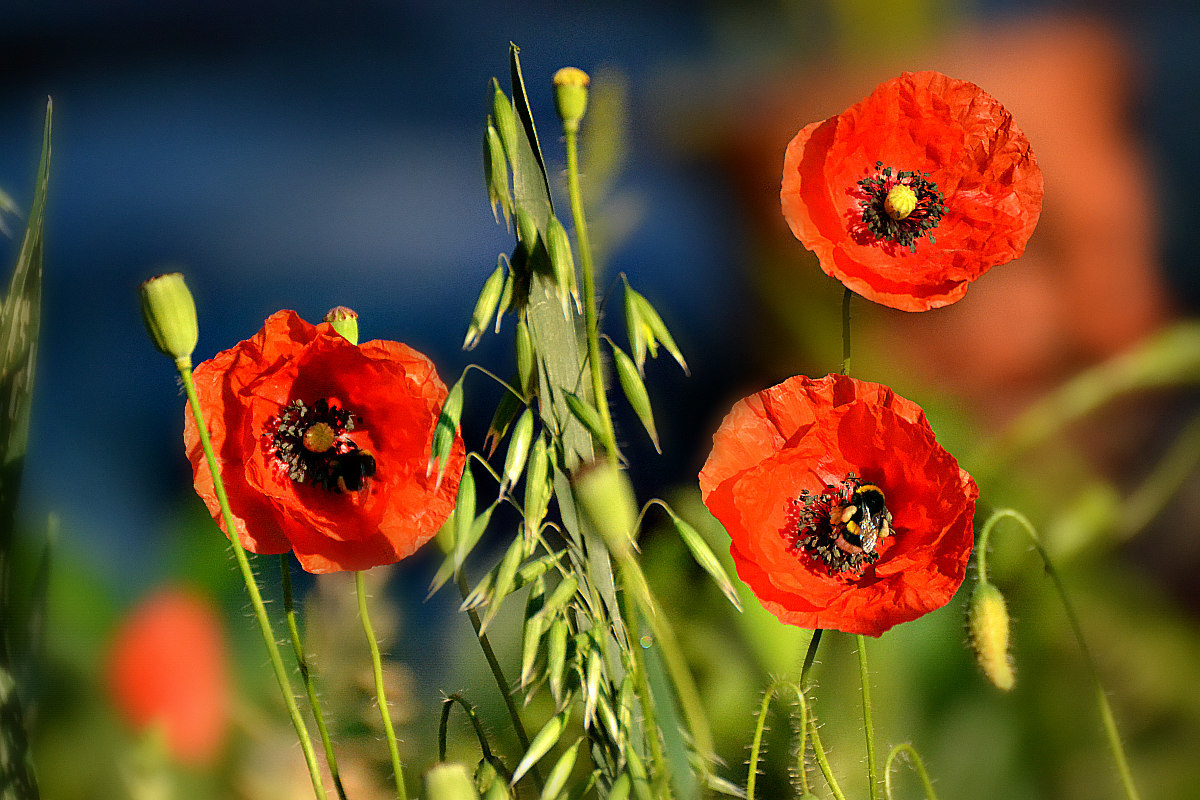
[858,162,946,252]
[784,473,894,576]
[264,398,377,493]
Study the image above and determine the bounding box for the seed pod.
[484,122,512,226]
[429,374,466,490]
[564,391,606,446]
[481,534,529,633]
[484,388,523,458]
[582,644,602,731]
[534,575,579,627]
[622,280,650,371]
[523,433,551,542]
[495,253,515,332]
[515,207,539,258]
[499,409,535,497]
[630,289,688,375]
[610,343,659,453]
[545,214,578,317]
[511,711,569,785]
[490,79,519,163]
[515,315,535,398]
[452,461,476,558]
[520,577,548,687]
[538,739,580,800]
[968,580,1015,691]
[546,617,569,703]
[464,261,506,350]
[453,499,496,576]
[663,505,741,611]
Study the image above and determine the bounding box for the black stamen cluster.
[785,474,880,576]
[264,398,366,492]
[858,162,947,252]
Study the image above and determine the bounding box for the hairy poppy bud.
[553,67,590,133]
[423,762,481,800]
[323,306,359,345]
[968,580,1015,691]
[139,272,198,367]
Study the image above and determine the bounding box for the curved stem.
[564,124,618,459]
[355,571,408,800]
[440,693,513,783]
[977,509,1142,800]
[178,366,328,800]
[883,743,938,800]
[455,572,542,789]
[747,680,812,800]
[281,556,347,800]
[808,719,848,800]
[856,634,880,800]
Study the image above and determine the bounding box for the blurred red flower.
[184,310,464,573]
[781,70,1043,311]
[108,588,229,766]
[699,374,977,636]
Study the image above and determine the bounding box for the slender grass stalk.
[563,121,618,459]
[977,509,1142,800]
[280,555,347,800]
[884,743,938,800]
[178,365,328,800]
[856,634,879,800]
[354,571,408,800]
[454,572,542,790]
[616,569,670,798]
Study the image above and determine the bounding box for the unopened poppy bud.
[139,272,199,368]
[323,306,359,345]
[884,184,918,221]
[423,762,481,800]
[553,67,590,133]
[572,459,637,557]
[968,581,1015,691]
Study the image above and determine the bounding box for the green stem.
[977,509,1142,800]
[799,629,823,688]
[355,571,408,800]
[841,288,852,377]
[454,573,542,789]
[617,571,669,798]
[856,635,879,800]
[883,743,938,800]
[747,681,812,800]
[563,124,618,459]
[178,364,328,800]
[280,556,348,800]
[808,718,848,800]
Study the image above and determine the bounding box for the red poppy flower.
[781,70,1043,311]
[699,374,977,636]
[183,310,464,574]
[108,588,230,765]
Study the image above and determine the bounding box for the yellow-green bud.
[884,184,918,221]
[968,581,1015,691]
[572,459,638,557]
[323,306,359,345]
[553,67,590,133]
[139,272,198,368]
[422,763,481,800]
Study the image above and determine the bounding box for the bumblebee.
[329,449,377,494]
[833,483,892,555]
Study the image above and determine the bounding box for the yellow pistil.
[884,184,918,221]
[302,422,336,453]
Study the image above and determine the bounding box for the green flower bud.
[423,762,481,800]
[553,67,590,133]
[139,272,198,368]
[323,306,359,345]
[968,581,1015,691]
